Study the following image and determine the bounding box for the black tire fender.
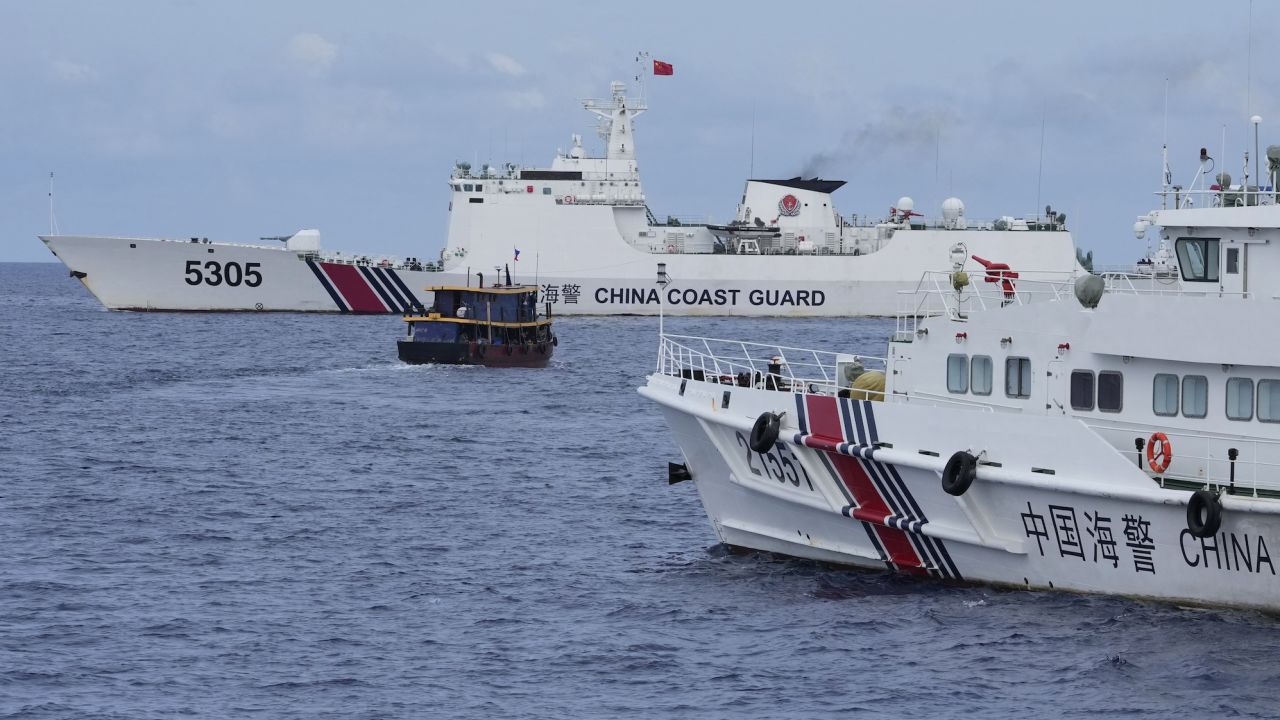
[941,451,978,496]
[749,412,781,453]
[1187,489,1223,538]
[552,335,559,347]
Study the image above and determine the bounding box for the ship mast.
[582,81,646,180]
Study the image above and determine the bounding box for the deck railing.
[893,270,1078,340]
[1156,186,1279,210]
[658,334,886,397]
[1088,421,1280,497]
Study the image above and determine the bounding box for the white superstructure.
[639,191,1280,610]
[435,81,1081,316]
[41,80,1081,315]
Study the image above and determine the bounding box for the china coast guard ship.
[641,134,1280,610]
[41,81,1081,316]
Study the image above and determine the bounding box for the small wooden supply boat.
[397,282,556,367]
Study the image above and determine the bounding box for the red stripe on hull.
[804,396,926,574]
[320,263,388,313]
[804,395,843,439]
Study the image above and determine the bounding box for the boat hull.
[397,340,553,367]
[41,235,436,313]
[42,226,1081,316]
[641,374,1280,611]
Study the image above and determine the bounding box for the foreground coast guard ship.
[640,154,1280,610]
[41,81,1080,316]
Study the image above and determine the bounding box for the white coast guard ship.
[641,168,1280,610]
[40,81,1081,315]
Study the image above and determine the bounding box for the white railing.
[655,335,1008,413]
[894,270,1079,340]
[1157,186,1279,210]
[1088,421,1280,497]
[658,334,886,397]
[892,269,1263,341]
[1099,272,1255,299]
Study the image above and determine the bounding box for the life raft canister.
[1186,489,1223,538]
[942,450,978,496]
[1146,432,1173,474]
[749,412,781,453]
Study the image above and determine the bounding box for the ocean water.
[2,261,1279,719]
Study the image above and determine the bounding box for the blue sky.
[3,1,1277,265]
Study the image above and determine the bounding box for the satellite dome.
[897,196,915,213]
[1133,220,1148,240]
[941,197,965,221]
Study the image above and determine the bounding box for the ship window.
[469,198,484,204]
[475,184,483,192]
[1259,380,1280,422]
[1153,373,1179,416]
[1226,377,1254,421]
[971,356,993,395]
[947,354,969,393]
[1005,357,1031,399]
[1175,237,1220,282]
[1182,375,1208,418]
[1226,247,1240,274]
[1098,371,1123,412]
[1070,370,1095,411]
[463,183,474,192]
[543,187,551,195]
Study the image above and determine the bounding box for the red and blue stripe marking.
[792,394,960,580]
[306,260,422,313]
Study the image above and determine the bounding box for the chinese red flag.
[653,59,674,76]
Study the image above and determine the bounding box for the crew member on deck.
[765,355,784,391]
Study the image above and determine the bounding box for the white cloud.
[50,59,97,83]
[485,52,526,77]
[287,33,338,76]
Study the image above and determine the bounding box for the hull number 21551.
[735,431,814,491]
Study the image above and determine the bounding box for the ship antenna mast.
[48,172,59,235]
[635,51,649,107]
[1161,77,1170,208]
[1035,104,1046,223]
[1249,0,1259,204]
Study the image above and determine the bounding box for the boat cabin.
[890,263,1280,497]
[405,285,551,347]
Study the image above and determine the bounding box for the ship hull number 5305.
[184,260,263,287]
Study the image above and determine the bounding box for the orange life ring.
[1147,432,1173,474]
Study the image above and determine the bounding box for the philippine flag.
[514,247,521,262]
